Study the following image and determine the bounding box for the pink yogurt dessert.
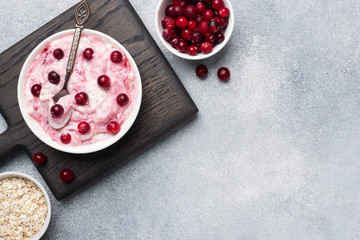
[24,32,139,146]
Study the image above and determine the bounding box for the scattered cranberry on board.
[196,64,208,78]
[32,152,47,165]
[217,67,230,81]
[161,0,230,56]
[59,169,74,183]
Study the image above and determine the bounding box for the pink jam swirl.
[24,32,138,146]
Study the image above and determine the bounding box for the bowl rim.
[154,0,234,60]
[17,29,142,154]
[0,172,51,240]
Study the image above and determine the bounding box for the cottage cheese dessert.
[24,32,139,146]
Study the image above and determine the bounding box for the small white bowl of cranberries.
[155,0,234,60]
[18,29,142,154]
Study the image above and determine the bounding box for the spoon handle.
[66,26,82,76]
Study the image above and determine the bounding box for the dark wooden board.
[0,0,198,200]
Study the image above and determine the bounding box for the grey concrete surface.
[1,0,360,239]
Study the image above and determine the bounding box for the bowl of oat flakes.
[0,172,51,240]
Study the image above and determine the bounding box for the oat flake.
[0,177,47,240]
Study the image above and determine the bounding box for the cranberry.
[188,20,197,29]
[50,104,64,118]
[83,48,94,59]
[60,133,71,144]
[184,4,197,19]
[165,4,175,16]
[162,28,174,41]
[219,7,230,18]
[197,20,209,35]
[110,50,123,63]
[32,152,46,165]
[74,92,89,105]
[53,48,64,60]
[217,67,230,81]
[48,71,60,84]
[205,33,216,43]
[172,5,184,18]
[216,32,225,43]
[203,9,214,20]
[162,16,172,28]
[170,36,180,48]
[97,75,111,89]
[31,84,42,97]
[177,39,188,53]
[214,17,228,29]
[78,121,90,134]
[176,17,188,29]
[116,93,129,106]
[212,0,224,10]
[187,46,198,56]
[209,19,219,33]
[59,169,74,183]
[166,18,176,29]
[196,2,206,14]
[200,42,213,54]
[181,29,192,41]
[195,15,203,24]
[191,31,203,44]
[196,64,208,78]
[107,121,121,134]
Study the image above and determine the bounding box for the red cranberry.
[48,71,60,84]
[188,20,197,29]
[31,84,42,97]
[196,2,206,14]
[97,75,111,89]
[50,104,64,118]
[78,121,90,134]
[205,33,216,43]
[212,0,224,10]
[184,4,197,19]
[53,48,64,60]
[181,29,192,41]
[83,48,94,59]
[203,9,214,20]
[195,15,203,24]
[209,19,220,33]
[110,51,123,63]
[173,0,185,6]
[166,18,176,29]
[219,7,230,18]
[176,17,188,29]
[74,92,89,105]
[116,93,129,106]
[200,42,213,54]
[216,32,225,43]
[177,39,188,53]
[187,46,198,56]
[198,20,209,35]
[162,16,172,28]
[172,5,184,18]
[32,152,46,165]
[165,4,175,16]
[191,31,203,44]
[196,64,208,78]
[214,17,228,29]
[170,36,180,49]
[60,133,71,144]
[162,28,174,41]
[217,67,230,81]
[59,169,74,183]
[107,121,121,134]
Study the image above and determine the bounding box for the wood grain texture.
[0,0,198,200]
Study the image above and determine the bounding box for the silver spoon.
[49,0,91,129]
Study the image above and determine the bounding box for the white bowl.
[18,29,142,154]
[0,172,51,240]
[155,0,234,60]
